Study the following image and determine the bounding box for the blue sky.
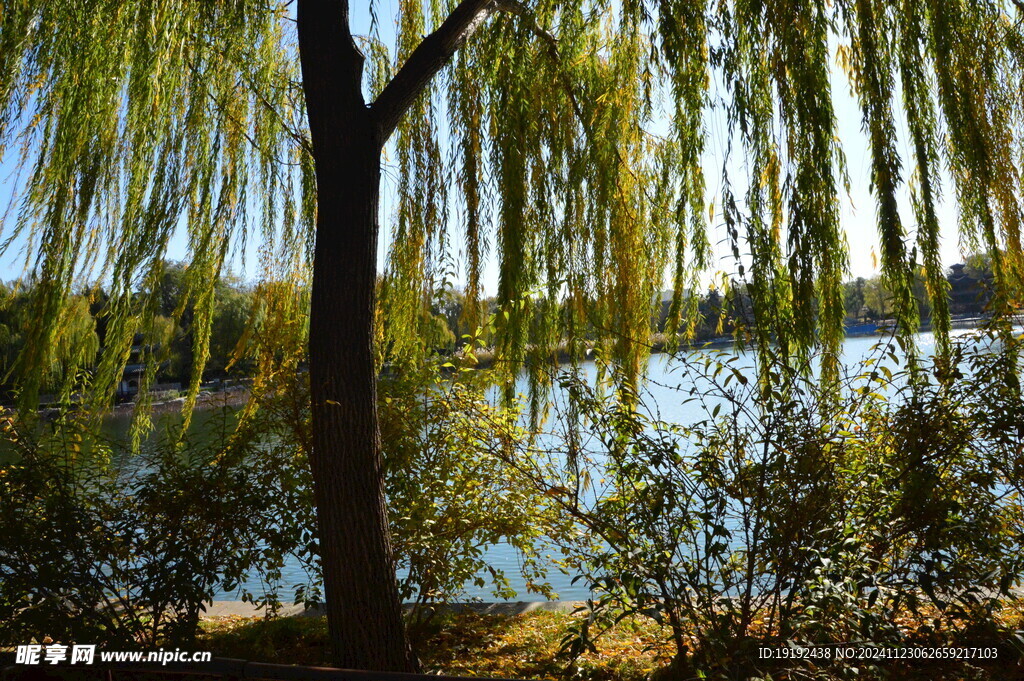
[0,3,967,293]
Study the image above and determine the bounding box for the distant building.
[947,263,991,315]
[117,334,148,399]
[118,365,146,398]
[116,334,176,400]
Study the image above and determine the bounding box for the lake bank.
[201,600,585,619]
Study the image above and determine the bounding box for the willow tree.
[2,0,1023,672]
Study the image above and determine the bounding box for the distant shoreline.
[2,386,253,420]
[12,317,1003,415]
[110,387,251,417]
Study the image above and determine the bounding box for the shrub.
[0,410,310,647]
[252,360,573,611]
[537,331,1024,678]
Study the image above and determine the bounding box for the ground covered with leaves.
[198,606,1024,681]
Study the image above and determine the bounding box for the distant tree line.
[421,255,1000,358]
[0,256,999,404]
[0,262,254,404]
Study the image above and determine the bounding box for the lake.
[100,328,999,603]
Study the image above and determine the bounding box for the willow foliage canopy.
[3,0,1024,400]
[2,0,1024,671]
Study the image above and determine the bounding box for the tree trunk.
[307,132,416,673]
[298,2,417,672]
[296,0,506,670]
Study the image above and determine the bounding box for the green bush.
[0,410,311,647]
[538,331,1024,678]
[379,362,571,607]
[253,359,573,610]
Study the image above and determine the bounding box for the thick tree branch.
[371,0,585,144]
[371,0,500,141]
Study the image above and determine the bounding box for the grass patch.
[198,614,331,666]
[198,608,1024,680]
[199,610,673,679]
